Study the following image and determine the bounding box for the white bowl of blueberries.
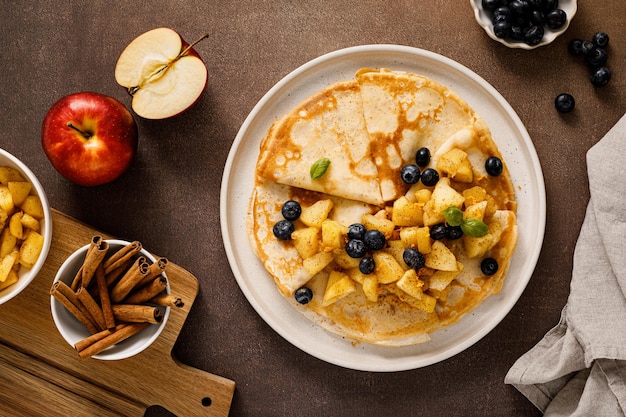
[470,0,577,49]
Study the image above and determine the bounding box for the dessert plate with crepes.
[221,45,545,371]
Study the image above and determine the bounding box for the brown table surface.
[1,1,625,416]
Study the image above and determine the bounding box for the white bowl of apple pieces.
[0,149,52,305]
[470,0,577,49]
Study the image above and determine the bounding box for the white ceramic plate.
[220,45,546,372]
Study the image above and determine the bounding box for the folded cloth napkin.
[505,113,626,416]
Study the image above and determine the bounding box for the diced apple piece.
[20,213,40,231]
[362,273,379,303]
[463,221,503,258]
[463,186,487,206]
[291,227,320,259]
[332,249,361,269]
[396,269,424,299]
[372,251,404,284]
[19,231,44,269]
[322,270,356,306]
[436,148,473,183]
[0,209,7,230]
[362,213,395,238]
[424,240,458,271]
[0,269,18,291]
[300,199,333,228]
[428,263,463,291]
[464,201,488,222]
[391,196,423,227]
[0,185,14,213]
[0,251,18,282]
[399,226,432,254]
[321,219,347,249]
[7,181,32,207]
[19,195,44,219]
[405,185,432,204]
[9,212,23,239]
[302,250,334,275]
[0,167,25,184]
[385,240,408,268]
[0,228,17,258]
[422,177,464,226]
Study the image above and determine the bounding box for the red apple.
[114,28,208,119]
[41,92,138,187]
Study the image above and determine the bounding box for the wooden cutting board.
[0,210,235,417]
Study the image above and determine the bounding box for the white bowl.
[51,239,170,360]
[470,0,577,50]
[0,148,52,305]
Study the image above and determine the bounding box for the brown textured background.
[1,1,624,416]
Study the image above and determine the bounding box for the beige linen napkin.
[505,113,626,416]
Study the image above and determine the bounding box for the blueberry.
[509,0,529,16]
[494,21,512,39]
[590,67,611,87]
[345,239,367,258]
[273,220,294,240]
[415,147,431,167]
[592,31,609,48]
[482,0,501,11]
[509,25,525,41]
[347,223,366,240]
[585,47,608,69]
[492,6,512,24]
[542,0,558,12]
[403,248,425,270]
[446,225,464,240]
[545,9,567,29]
[568,39,584,56]
[430,223,447,240]
[400,164,421,184]
[530,10,544,26]
[359,256,376,274]
[420,168,440,186]
[485,156,503,176]
[481,257,499,276]
[281,200,301,221]
[524,25,544,46]
[294,287,313,304]
[580,40,595,56]
[554,93,575,113]
[363,230,386,250]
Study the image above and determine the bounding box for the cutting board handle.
[149,354,236,417]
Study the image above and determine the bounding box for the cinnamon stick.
[112,304,164,324]
[95,263,115,330]
[135,257,168,288]
[50,281,99,334]
[109,257,149,303]
[75,322,148,359]
[103,240,142,274]
[150,293,184,308]
[124,275,168,305]
[76,286,106,331]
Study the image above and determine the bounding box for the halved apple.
[114,27,208,119]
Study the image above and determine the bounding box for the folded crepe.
[505,113,626,415]
[249,69,518,346]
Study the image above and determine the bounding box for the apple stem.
[67,122,92,139]
[178,33,209,59]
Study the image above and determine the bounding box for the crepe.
[248,69,518,345]
[255,81,385,206]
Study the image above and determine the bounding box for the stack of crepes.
[247,68,518,346]
[506,114,626,415]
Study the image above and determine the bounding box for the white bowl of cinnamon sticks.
[50,237,176,360]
